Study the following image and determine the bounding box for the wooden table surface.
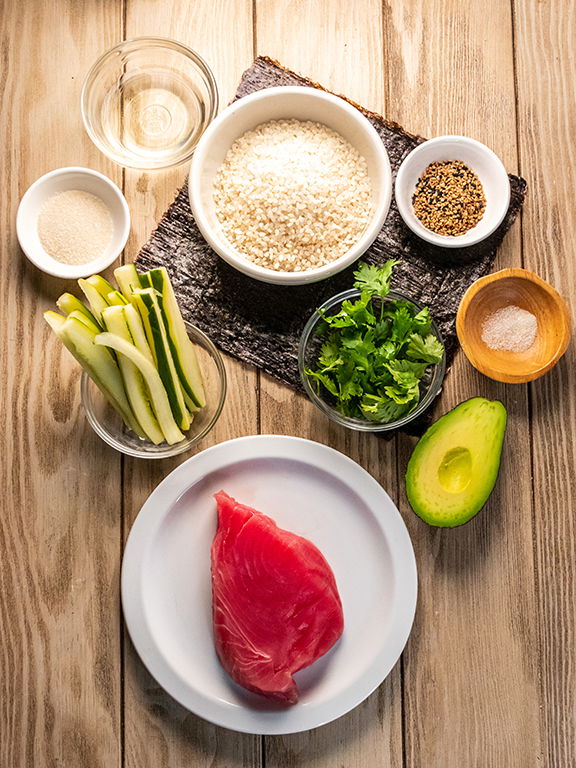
[2,1,575,766]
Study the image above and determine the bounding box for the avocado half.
[406,397,507,527]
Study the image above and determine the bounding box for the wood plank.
[121,2,261,767]
[0,2,124,767]
[513,1,576,764]
[254,2,403,766]
[383,1,543,765]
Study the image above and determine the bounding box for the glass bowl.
[298,288,446,432]
[81,322,227,458]
[81,37,219,170]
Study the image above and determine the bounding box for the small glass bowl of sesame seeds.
[394,136,510,248]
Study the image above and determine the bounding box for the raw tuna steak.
[211,491,344,704]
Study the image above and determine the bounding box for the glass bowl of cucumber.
[81,321,227,458]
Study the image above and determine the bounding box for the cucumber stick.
[44,311,145,439]
[147,267,206,408]
[107,291,129,306]
[101,307,164,445]
[56,293,102,329]
[123,303,155,365]
[67,310,102,335]
[94,332,185,445]
[78,279,110,324]
[114,264,142,300]
[86,275,115,299]
[132,288,191,431]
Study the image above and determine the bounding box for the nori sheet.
[136,56,526,435]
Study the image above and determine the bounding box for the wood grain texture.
[383,1,543,766]
[121,2,261,767]
[0,2,124,767]
[2,1,575,766]
[255,2,403,767]
[513,1,576,765]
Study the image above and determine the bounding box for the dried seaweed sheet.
[136,56,526,435]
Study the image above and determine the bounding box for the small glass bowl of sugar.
[17,167,130,279]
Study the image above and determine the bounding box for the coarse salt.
[38,189,113,265]
[481,304,538,352]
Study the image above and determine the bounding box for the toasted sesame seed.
[411,160,486,236]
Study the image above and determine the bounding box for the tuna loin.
[211,491,344,704]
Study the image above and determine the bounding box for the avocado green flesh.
[406,397,507,527]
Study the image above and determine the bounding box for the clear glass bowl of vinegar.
[81,37,219,170]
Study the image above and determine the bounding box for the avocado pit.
[438,447,472,494]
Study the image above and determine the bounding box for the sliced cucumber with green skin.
[107,291,129,306]
[138,271,153,289]
[146,267,206,408]
[123,303,155,365]
[132,288,191,431]
[114,264,142,301]
[44,311,145,439]
[94,332,185,445]
[78,279,110,324]
[101,307,164,444]
[56,293,102,329]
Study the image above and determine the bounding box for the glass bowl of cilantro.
[298,260,446,431]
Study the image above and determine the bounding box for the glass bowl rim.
[80,36,219,170]
[298,287,447,432]
[81,320,227,458]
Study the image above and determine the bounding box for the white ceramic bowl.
[189,86,392,286]
[394,136,510,248]
[16,167,130,278]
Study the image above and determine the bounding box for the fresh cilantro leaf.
[340,334,376,371]
[336,357,357,384]
[384,382,420,405]
[373,318,392,342]
[372,340,398,366]
[391,305,414,343]
[386,359,428,379]
[323,293,374,328]
[406,333,444,364]
[317,340,343,371]
[353,260,400,297]
[305,369,338,397]
[360,394,409,422]
[385,368,419,390]
[412,307,432,335]
[339,376,364,402]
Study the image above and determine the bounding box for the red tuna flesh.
[211,491,344,704]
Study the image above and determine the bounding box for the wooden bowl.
[456,268,571,383]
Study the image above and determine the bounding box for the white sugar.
[38,189,113,265]
[481,304,538,352]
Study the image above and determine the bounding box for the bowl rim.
[456,267,572,383]
[81,320,227,458]
[394,135,511,248]
[81,36,219,170]
[189,85,392,286]
[298,287,446,431]
[16,166,130,279]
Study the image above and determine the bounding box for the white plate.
[121,435,417,734]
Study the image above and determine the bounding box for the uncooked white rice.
[213,119,373,272]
